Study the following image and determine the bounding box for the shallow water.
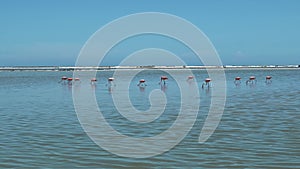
[0,69,299,168]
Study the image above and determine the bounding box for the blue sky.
[0,0,299,66]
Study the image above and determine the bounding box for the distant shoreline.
[0,65,299,71]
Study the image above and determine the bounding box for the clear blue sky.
[0,0,299,66]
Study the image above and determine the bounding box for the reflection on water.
[0,69,299,168]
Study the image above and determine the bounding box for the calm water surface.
[0,69,299,168]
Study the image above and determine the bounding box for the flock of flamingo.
[59,75,272,89]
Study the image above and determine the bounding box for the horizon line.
[0,65,299,71]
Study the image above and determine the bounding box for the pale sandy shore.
[0,65,299,71]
